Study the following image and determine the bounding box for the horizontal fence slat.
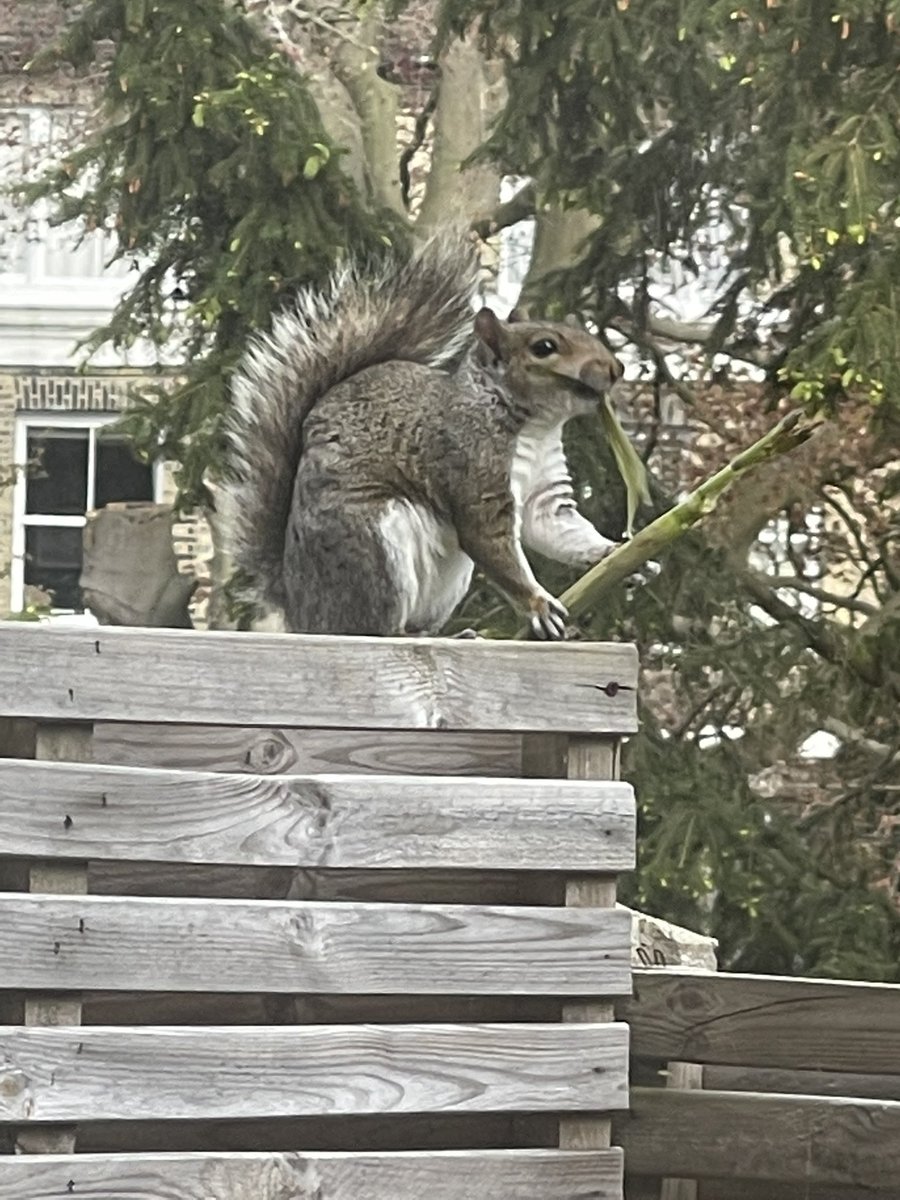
[0,894,632,995]
[93,722,524,776]
[0,760,635,871]
[0,1023,629,1122]
[0,1149,624,1200]
[83,862,564,906]
[625,968,900,1073]
[0,625,638,733]
[618,1088,900,1189]
[698,1187,891,1200]
[632,1179,879,1200]
[704,1064,900,1101]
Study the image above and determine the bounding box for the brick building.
[0,2,210,618]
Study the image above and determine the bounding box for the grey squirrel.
[227,231,624,639]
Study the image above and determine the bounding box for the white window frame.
[0,106,132,299]
[10,412,164,614]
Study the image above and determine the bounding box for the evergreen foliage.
[23,0,900,977]
[441,0,900,413]
[432,0,900,977]
[24,0,404,503]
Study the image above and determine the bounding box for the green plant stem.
[536,408,823,631]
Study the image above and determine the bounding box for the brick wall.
[0,0,87,106]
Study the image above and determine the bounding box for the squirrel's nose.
[580,356,624,393]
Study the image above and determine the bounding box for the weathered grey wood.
[0,717,35,758]
[704,1064,900,1100]
[0,1149,624,1200]
[618,1087,900,1188]
[87,861,564,905]
[659,1063,703,1200]
[625,969,900,1073]
[0,624,639,733]
[15,723,91,1158]
[80,991,562,1027]
[94,721,524,776]
[71,1111,557,1153]
[632,1180,880,1200]
[0,760,636,871]
[561,736,621,1157]
[0,894,633,995]
[0,1023,629,1122]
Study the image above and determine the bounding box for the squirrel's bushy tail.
[226,229,480,612]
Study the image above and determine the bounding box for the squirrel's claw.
[529,593,568,641]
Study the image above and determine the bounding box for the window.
[10,414,162,613]
[0,106,129,288]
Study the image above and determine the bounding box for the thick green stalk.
[558,408,823,622]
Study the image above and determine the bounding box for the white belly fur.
[378,500,474,633]
[511,416,568,509]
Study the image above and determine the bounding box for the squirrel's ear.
[508,306,528,324]
[564,313,581,328]
[474,307,506,359]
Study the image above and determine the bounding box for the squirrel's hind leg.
[282,504,406,636]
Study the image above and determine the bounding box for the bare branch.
[822,718,898,761]
[759,573,879,617]
[471,181,536,239]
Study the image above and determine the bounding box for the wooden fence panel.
[618,1088,900,1190]
[0,760,636,872]
[93,722,524,776]
[624,968,900,1074]
[0,1148,624,1200]
[0,626,638,733]
[0,894,632,995]
[704,1064,900,1101]
[0,1023,630,1123]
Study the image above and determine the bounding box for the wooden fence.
[621,967,900,1199]
[0,623,638,1200]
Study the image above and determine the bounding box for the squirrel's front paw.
[528,592,568,641]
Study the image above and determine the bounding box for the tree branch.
[615,310,779,370]
[471,181,536,239]
[758,573,879,616]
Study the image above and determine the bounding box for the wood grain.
[70,1111,556,1154]
[78,991,562,1027]
[632,1180,881,1200]
[618,1087,900,1188]
[0,760,636,871]
[625,968,900,1073]
[0,1149,624,1200]
[14,723,91,1158]
[0,625,639,733]
[0,1023,630,1122]
[659,1062,702,1200]
[562,736,621,1156]
[86,861,564,906]
[94,722,524,776]
[703,1064,900,1100]
[0,894,632,995]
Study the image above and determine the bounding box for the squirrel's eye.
[530,338,558,358]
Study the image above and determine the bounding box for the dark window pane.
[26,428,88,515]
[95,437,154,508]
[24,526,84,610]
